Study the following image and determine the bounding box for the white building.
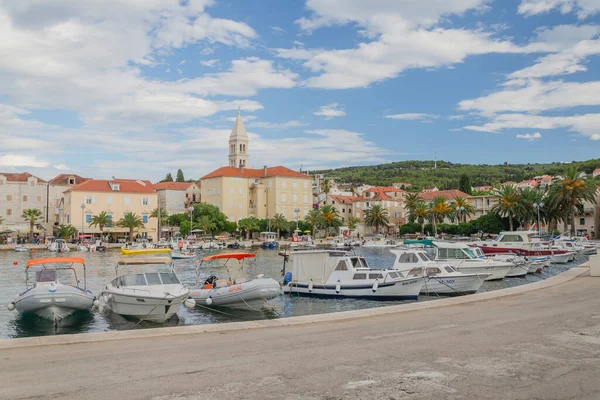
[47,174,89,227]
[0,172,48,233]
[154,181,201,215]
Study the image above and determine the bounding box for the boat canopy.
[404,239,434,246]
[25,257,85,268]
[201,253,256,261]
[117,257,173,265]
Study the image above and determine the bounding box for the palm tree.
[452,196,475,223]
[150,207,169,226]
[318,205,342,236]
[55,224,77,240]
[89,211,112,239]
[116,212,145,242]
[404,193,422,223]
[304,209,321,238]
[548,167,598,235]
[491,185,526,231]
[270,213,288,238]
[22,208,42,241]
[196,215,216,235]
[320,178,333,204]
[414,201,429,235]
[429,196,452,234]
[0,215,3,225]
[364,204,390,234]
[238,217,261,240]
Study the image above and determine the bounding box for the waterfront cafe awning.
[78,234,93,238]
[0,229,14,235]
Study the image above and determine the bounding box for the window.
[304,181,309,189]
[398,253,418,263]
[111,184,120,191]
[239,188,243,196]
[369,273,384,280]
[580,218,585,225]
[335,261,348,271]
[292,193,297,204]
[229,188,233,195]
[160,272,180,284]
[124,196,131,205]
[106,214,112,226]
[145,273,162,285]
[23,195,28,202]
[418,253,431,262]
[36,195,42,202]
[407,267,423,276]
[85,214,92,223]
[67,215,70,223]
[444,266,455,273]
[85,195,93,204]
[6,209,12,216]
[192,194,196,202]
[353,273,367,280]
[6,195,11,201]
[292,180,297,188]
[141,197,150,206]
[107,196,112,205]
[281,179,286,188]
[500,234,523,242]
[426,267,442,277]
[281,193,287,203]
[122,274,147,286]
[142,215,149,224]
[389,272,400,279]
[68,177,75,185]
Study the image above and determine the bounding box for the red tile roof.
[153,182,194,190]
[48,174,89,185]
[364,186,404,193]
[419,190,470,201]
[330,195,361,205]
[67,179,155,193]
[0,172,46,183]
[201,166,310,180]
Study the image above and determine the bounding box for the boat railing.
[121,287,153,295]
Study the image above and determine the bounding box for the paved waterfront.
[2,271,600,400]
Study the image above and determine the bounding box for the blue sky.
[0,0,599,181]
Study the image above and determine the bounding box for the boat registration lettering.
[228,285,242,293]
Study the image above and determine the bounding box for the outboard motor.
[204,275,218,286]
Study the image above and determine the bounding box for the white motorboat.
[170,251,196,260]
[13,245,29,252]
[433,241,513,281]
[487,253,530,278]
[475,231,570,258]
[390,248,490,296]
[282,250,424,300]
[100,257,195,323]
[47,239,70,252]
[549,252,572,264]
[7,257,98,326]
[190,253,280,311]
[362,237,399,248]
[557,235,598,255]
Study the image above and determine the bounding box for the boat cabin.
[260,232,278,242]
[112,257,180,289]
[25,257,87,289]
[433,241,478,261]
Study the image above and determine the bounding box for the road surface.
[2,273,600,399]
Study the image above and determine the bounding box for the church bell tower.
[228,110,249,169]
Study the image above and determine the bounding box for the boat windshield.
[463,248,476,259]
[349,257,369,268]
[418,252,431,262]
[118,272,180,287]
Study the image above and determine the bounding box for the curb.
[0,266,589,350]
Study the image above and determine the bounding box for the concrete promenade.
[1,268,600,399]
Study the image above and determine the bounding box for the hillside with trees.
[313,158,600,190]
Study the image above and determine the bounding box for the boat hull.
[549,253,572,264]
[100,289,188,323]
[189,278,281,311]
[13,286,95,323]
[282,277,423,300]
[421,274,489,296]
[120,248,171,255]
[452,263,512,281]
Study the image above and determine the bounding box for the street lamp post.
[534,202,544,234]
[189,206,194,235]
[80,203,85,239]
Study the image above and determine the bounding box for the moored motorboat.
[170,251,196,260]
[390,248,490,296]
[549,252,572,264]
[433,241,513,281]
[190,253,280,311]
[47,239,70,252]
[282,250,424,300]
[13,245,29,252]
[7,257,98,327]
[100,257,195,323]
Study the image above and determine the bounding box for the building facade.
[228,111,249,169]
[154,181,201,215]
[47,174,89,227]
[0,172,47,232]
[353,186,406,234]
[62,179,158,240]
[466,194,500,221]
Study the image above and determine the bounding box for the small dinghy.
[171,251,196,260]
[7,257,98,327]
[190,253,281,311]
[13,245,29,252]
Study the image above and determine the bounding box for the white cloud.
[518,0,600,19]
[293,41,304,47]
[272,26,284,34]
[516,132,542,141]
[224,115,258,122]
[53,164,70,171]
[385,113,438,121]
[200,47,215,56]
[248,120,309,129]
[178,60,186,66]
[200,59,219,67]
[176,68,183,75]
[314,103,346,118]
[0,155,48,168]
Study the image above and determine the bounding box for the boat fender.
[206,296,213,306]
[184,298,196,309]
[308,279,313,293]
[7,303,15,311]
[93,298,100,307]
[335,280,341,294]
[372,279,379,293]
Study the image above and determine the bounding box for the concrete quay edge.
[0,265,589,350]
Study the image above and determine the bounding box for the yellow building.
[62,179,158,240]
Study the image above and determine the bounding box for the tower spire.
[228,111,249,169]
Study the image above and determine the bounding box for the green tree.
[451,196,475,223]
[89,211,112,238]
[196,215,217,235]
[0,215,3,225]
[55,224,77,240]
[116,212,145,242]
[547,166,598,235]
[364,204,390,234]
[22,208,42,241]
[168,213,188,226]
[176,169,185,182]
[270,213,288,238]
[179,220,191,236]
[150,207,169,226]
[399,222,422,235]
[429,196,452,235]
[348,216,361,232]
[404,193,422,223]
[304,209,321,237]
[320,178,333,204]
[414,201,429,235]
[238,217,261,239]
[458,174,472,195]
[161,173,173,182]
[318,205,342,236]
[192,203,227,231]
[491,185,526,231]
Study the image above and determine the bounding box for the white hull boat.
[13,245,29,252]
[487,254,529,278]
[100,257,195,323]
[433,241,513,281]
[192,253,280,311]
[282,250,424,300]
[8,257,97,326]
[170,251,196,260]
[362,239,399,248]
[549,252,572,264]
[48,239,70,252]
[391,248,490,296]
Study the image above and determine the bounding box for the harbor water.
[0,247,588,339]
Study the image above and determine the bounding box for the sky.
[0,0,599,181]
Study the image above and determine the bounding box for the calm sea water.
[0,247,587,339]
